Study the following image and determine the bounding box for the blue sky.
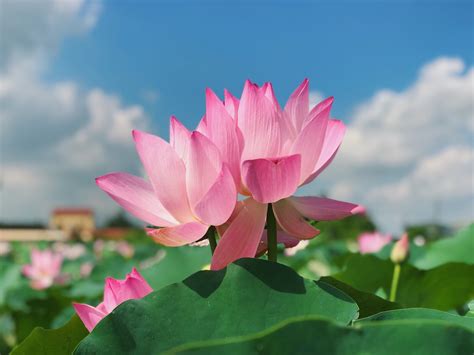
[1,0,473,232]
[48,1,473,134]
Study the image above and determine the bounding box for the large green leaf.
[356,308,474,330]
[334,254,474,310]
[11,315,88,355]
[320,276,401,317]
[141,246,210,290]
[169,316,474,354]
[75,258,358,354]
[410,224,474,269]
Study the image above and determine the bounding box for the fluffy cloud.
[0,0,101,71]
[302,57,473,232]
[0,0,149,223]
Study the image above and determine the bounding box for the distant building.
[49,208,95,241]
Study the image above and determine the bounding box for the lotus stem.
[207,226,217,255]
[267,204,278,262]
[389,263,401,302]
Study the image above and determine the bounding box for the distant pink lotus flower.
[115,241,134,258]
[358,232,392,254]
[80,262,94,278]
[53,242,86,260]
[199,80,363,269]
[96,125,236,247]
[22,249,65,290]
[93,239,105,258]
[74,268,152,332]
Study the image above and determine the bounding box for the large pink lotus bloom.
[198,80,363,269]
[22,249,64,290]
[358,232,392,254]
[73,268,152,332]
[96,124,237,246]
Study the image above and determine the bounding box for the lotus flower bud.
[390,233,409,264]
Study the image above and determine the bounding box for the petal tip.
[352,205,366,215]
[132,129,146,142]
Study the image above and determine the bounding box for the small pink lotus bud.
[73,268,153,332]
[390,233,409,264]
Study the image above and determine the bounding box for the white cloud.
[302,57,474,232]
[56,89,148,169]
[367,146,473,230]
[0,0,150,223]
[0,0,101,72]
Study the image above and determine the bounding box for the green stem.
[389,263,401,302]
[266,203,277,262]
[207,226,217,255]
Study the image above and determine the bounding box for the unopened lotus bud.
[390,233,409,264]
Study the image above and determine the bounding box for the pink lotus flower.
[53,242,86,260]
[199,80,363,269]
[96,125,237,247]
[80,262,94,278]
[22,249,64,290]
[73,268,152,332]
[115,241,134,258]
[358,232,392,254]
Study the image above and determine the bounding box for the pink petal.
[103,268,153,312]
[169,116,191,162]
[203,88,244,187]
[129,268,154,294]
[30,249,41,266]
[51,254,63,276]
[289,196,362,221]
[273,199,320,239]
[146,222,209,247]
[238,80,281,161]
[242,154,301,203]
[302,119,346,185]
[305,96,334,128]
[96,172,177,227]
[133,130,193,223]
[185,131,222,209]
[215,200,245,237]
[284,79,309,133]
[262,82,281,110]
[224,89,239,119]
[196,116,208,136]
[191,164,237,226]
[211,198,267,270]
[290,104,330,184]
[73,303,106,332]
[22,264,34,278]
[31,278,53,290]
[256,231,300,256]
